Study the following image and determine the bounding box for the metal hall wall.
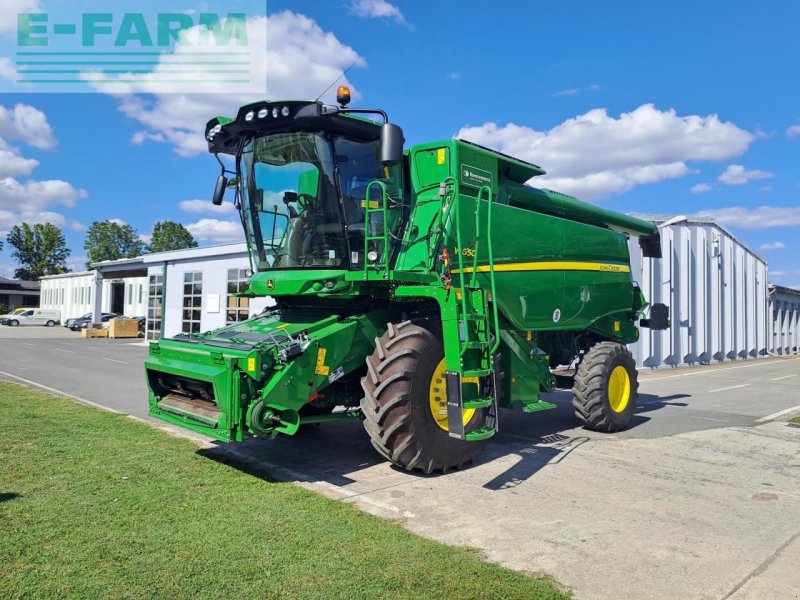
[628,217,768,369]
[769,285,800,355]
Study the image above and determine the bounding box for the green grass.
[0,382,566,599]
[789,416,800,426]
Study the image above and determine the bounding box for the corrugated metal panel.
[629,218,768,368]
[769,286,800,355]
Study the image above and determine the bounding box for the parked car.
[69,313,118,331]
[0,308,29,325]
[5,309,61,327]
[64,313,92,329]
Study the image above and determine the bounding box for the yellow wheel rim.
[608,365,631,413]
[428,359,477,431]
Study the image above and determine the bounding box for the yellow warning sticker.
[360,200,380,209]
[315,348,330,376]
[247,357,256,372]
[436,148,446,165]
[614,321,621,332]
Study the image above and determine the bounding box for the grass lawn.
[0,382,566,599]
[790,416,800,426]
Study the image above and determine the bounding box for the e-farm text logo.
[4,3,265,93]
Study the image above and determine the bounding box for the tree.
[7,223,70,280]
[84,220,145,267]
[148,221,198,253]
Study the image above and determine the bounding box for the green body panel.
[146,101,660,443]
[146,307,393,442]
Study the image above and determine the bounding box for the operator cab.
[207,90,406,272]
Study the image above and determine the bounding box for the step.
[462,340,490,350]
[462,368,492,378]
[463,396,494,410]
[464,426,496,442]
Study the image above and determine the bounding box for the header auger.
[145,91,669,473]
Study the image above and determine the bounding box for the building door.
[111,282,125,315]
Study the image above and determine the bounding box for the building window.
[182,272,203,334]
[146,274,164,341]
[60,288,64,304]
[138,284,143,304]
[226,268,251,323]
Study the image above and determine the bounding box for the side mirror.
[380,123,404,166]
[212,174,228,206]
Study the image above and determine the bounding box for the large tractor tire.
[572,341,638,432]
[360,321,485,474]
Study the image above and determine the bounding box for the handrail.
[478,185,501,354]
[364,181,390,277]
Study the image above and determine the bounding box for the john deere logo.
[460,164,493,187]
[267,279,275,291]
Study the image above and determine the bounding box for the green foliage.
[0,383,566,600]
[84,220,145,267]
[148,221,198,253]
[6,223,71,280]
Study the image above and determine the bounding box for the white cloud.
[553,88,579,97]
[697,206,800,229]
[759,241,785,251]
[179,198,236,215]
[0,0,40,34]
[0,58,15,81]
[0,103,57,150]
[139,234,152,245]
[351,0,409,26]
[787,125,800,139]
[108,218,127,226]
[691,183,712,194]
[457,104,755,199]
[0,140,38,177]
[185,219,244,243]
[718,164,773,185]
[0,103,85,235]
[98,12,366,157]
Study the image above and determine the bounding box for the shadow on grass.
[0,492,21,503]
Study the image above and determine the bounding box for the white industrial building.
[40,243,273,340]
[40,271,148,323]
[769,284,800,356]
[629,215,774,368]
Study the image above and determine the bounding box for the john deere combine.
[145,88,668,473]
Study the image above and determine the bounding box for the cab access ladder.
[440,182,501,442]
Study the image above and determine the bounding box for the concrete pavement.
[1,326,799,599]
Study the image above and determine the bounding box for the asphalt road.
[1,325,799,599]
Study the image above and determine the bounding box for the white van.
[5,309,61,327]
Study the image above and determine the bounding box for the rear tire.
[572,341,638,432]
[360,321,485,474]
[46,320,56,327]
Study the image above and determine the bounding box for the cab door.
[18,309,35,326]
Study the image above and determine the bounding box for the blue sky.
[0,0,798,286]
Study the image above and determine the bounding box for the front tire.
[360,321,485,474]
[8,319,18,327]
[572,341,638,432]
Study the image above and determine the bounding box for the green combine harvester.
[145,87,669,473]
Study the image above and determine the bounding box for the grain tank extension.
[145,90,669,473]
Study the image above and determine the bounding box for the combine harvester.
[145,87,669,473]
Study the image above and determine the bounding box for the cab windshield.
[239,130,404,270]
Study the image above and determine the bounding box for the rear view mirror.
[212,174,228,206]
[380,123,404,166]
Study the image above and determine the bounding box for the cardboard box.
[80,327,108,339]
[109,318,139,339]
